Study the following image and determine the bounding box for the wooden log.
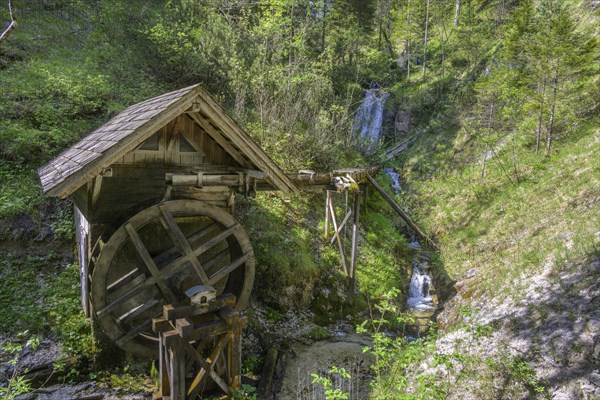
[257,347,278,400]
[366,174,438,250]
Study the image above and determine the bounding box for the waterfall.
[353,84,390,155]
[407,263,435,311]
[383,167,401,192]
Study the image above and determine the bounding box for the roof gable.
[38,84,298,197]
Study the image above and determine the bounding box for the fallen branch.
[0,0,16,44]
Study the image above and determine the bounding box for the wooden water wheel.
[90,199,255,356]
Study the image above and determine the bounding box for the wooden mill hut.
[38,84,298,355]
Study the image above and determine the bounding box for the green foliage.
[242,354,264,376]
[311,366,351,400]
[357,290,444,399]
[239,193,320,310]
[232,384,258,400]
[0,162,45,220]
[45,263,97,358]
[0,256,96,362]
[0,332,40,400]
[310,326,331,340]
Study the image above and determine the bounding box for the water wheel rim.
[90,199,255,356]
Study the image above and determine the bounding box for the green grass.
[0,254,96,358]
[397,118,599,303]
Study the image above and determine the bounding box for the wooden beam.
[158,204,209,284]
[89,174,103,210]
[187,112,254,170]
[349,191,360,296]
[125,222,177,304]
[325,191,331,238]
[366,174,438,250]
[330,209,352,245]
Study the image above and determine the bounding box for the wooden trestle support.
[153,293,246,400]
[324,188,361,295]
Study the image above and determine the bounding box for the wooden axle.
[164,165,381,192]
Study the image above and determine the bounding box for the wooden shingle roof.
[38,84,298,198]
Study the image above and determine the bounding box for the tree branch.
[0,0,16,44]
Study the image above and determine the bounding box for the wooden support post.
[230,326,242,390]
[362,184,368,216]
[349,190,360,297]
[325,190,331,238]
[169,337,185,400]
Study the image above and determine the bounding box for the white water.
[407,263,435,311]
[353,85,390,155]
[383,167,401,192]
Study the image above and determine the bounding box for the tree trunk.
[321,0,326,53]
[454,0,461,27]
[546,70,559,156]
[536,74,546,155]
[0,0,16,44]
[481,103,494,178]
[423,0,431,78]
[406,0,412,80]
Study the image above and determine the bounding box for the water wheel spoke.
[159,204,209,284]
[207,254,250,287]
[125,222,177,304]
[154,223,219,267]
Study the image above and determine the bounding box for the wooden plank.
[169,339,186,400]
[366,174,438,250]
[325,191,330,238]
[257,347,278,399]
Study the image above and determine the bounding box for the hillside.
[1,0,599,399]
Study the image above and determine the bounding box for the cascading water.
[383,167,401,192]
[353,84,390,155]
[407,263,435,311]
